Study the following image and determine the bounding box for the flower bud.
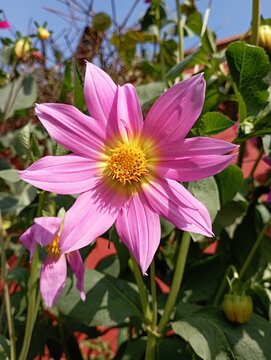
[223,293,253,324]
[37,27,50,40]
[258,25,271,51]
[14,38,31,59]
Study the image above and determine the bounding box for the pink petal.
[115,192,160,274]
[142,74,205,147]
[35,103,106,159]
[142,176,213,237]
[84,62,117,127]
[180,137,238,156]
[60,179,126,253]
[33,217,62,247]
[66,250,85,301]
[20,224,37,260]
[19,154,100,194]
[156,154,237,182]
[117,84,143,141]
[40,254,67,308]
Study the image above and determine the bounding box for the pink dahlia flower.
[20,63,237,274]
[0,21,10,29]
[20,217,85,307]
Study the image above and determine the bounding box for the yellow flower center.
[46,224,63,256]
[106,142,149,185]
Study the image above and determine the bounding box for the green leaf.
[188,177,220,241]
[196,112,235,135]
[157,337,192,360]
[226,41,270,118]
[0,46,13,66]
[73,60,85,112]
[172,306,271,360]
[57,269,142,326]
[59,61,72,102]
[0,169,20,183]
[0,184,37,215]
[136,82,164,106]
[114,338,146,360]
[166,48,204,79]
[184,11,203,36]
[0,335,9,360]
[215,198,248,228]
[0,74,37,120]
[188,176,220,220]
[92,12,112,31]
[215,165,243,205]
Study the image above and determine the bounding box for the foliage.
[0,1,270,360]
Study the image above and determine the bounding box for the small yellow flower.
[37,27,50,40]
[14,38,31,59]
[258,25,271,51]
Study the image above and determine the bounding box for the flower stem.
[158,232,190,333]
[251,0,260,46]
[19,192,46,360]
[239,218,271,279]
[18,246,40,360]
[129,257,151,324]
[0,216,16,360]
[175,0,184,62]
[145,260,159,360]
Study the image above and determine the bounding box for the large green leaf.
[0,74,37,120]
[0,169,20,183]
[196,112,235,135]
[226,41,270,119]
[57,269,142,326]
[172,306,271,360]
[215,165,244,205]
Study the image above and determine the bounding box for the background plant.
[0,0,270,359]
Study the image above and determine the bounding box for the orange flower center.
[106,142,149,185]
[46,224,63,255]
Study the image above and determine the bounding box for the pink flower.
[0,21,10,29]
[20,217,85,307]
[19,63,238,274]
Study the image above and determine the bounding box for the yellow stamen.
[46,223,63,256]
[106,141,149,185]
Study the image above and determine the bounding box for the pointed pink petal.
[115,192,160,274]
[40,254,67,308]
[19,154,100,194]
[142,177,213,237]
[36,103,105,159]
[143,74,205,147]
[179,137,238,156]
[84,62,117,126]
[156,154,237,182]
[66,250,85,301]
[117,84,143,141]
[60,179,126,253]
[33,217,62,247]
[20,224,37,260]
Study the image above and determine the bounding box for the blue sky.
[1,0,270,50]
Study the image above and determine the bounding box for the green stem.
[150,260,157,328]
[0,225,16,360]
[251,0,260,46]
[213,265,239,306]
[129,257,151,324]
[158,232,190,333]
[19,192,46,360]
[240,218,271,279]
[145,332,157,360]
[175,0,184,62]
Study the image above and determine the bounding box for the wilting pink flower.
[20,217,85,307]
[20,63,238,273]
[0,21,10,29]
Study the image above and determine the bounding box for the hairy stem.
[251,0,260,46]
